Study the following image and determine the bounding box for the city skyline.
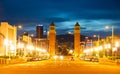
[0,0,120,38]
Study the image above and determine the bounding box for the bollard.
[4,59,6,64]
[0,59,1,64]
[3,59,5,64]
[2,59,4,64]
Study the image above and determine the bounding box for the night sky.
[0,0,120,38]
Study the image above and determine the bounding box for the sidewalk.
[99,58,120,65]
[0,58,27,66]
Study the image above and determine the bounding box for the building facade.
[0,22,17,56]
[36,25,43,38]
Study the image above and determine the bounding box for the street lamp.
[69,50,73,54]
[105,26,114,45]
[93,35,100,46]
[17,25,23,56]
[18,25,23,29]
[17,25,23,44]
[93,34,100,57]
[60,55,64,60]
[53,55,58,60]
[115,41,119,47]
[105,25,114,59]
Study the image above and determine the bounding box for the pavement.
[0,58,120,74]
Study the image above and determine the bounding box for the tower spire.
[49,22,56,57]
[74,22,81,57]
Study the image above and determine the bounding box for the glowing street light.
[17,25,23,51]
[98,46,103,51]
[4,39,15,58]
[30,34,34,37]
[83,49,89,53]
[112,47,117,52]
[18,25,23,29]
[4,39,8,46]
[27,45,34,50]
[53,55,58,60]
[18,43,24,48]
[42,49,47,53]
[94,47,99,52]
[104,44,111,49]
[69,50,73,54]
[60,55,64,60]
[115,41,119,47]
[68,31,72,34]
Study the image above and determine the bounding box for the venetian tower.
[74,22,80,57]
[49,22,56,56]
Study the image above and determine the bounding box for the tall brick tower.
[74,22,80,57]
[49,22,56,56]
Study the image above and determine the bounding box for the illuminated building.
[36,25,43,38]
[49,22,56,56]
[22,32,32,44]
[74,22,80,57]
[0,22,17,56]
[21,32,33,56]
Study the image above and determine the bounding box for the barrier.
[116,59,120,65]
[0,58,27,65]
[0,58,7,64]
[99,58,116,65]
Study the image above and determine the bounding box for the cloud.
[55,19,120,37]
[1,0,120,38]
[5,16,69,25]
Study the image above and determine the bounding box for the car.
[30,57,37,61]
[28,57,42,61]
[27,57,33,62]
[36,57,42,61]
[80,56,99,62]
[80,57,85,60]
[91,57,99,62]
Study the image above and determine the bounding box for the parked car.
[80,56,99,62]
[27,57,42,61]
[27,57,32,62]
[80,57,85,60]
[80,56,91,61]
[84,57,91,61]
[36,57,42,61]
[90,57,99,62]
[29,57,37,61]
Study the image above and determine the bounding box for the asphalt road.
[0,59,120,74]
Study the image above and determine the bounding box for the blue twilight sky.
[0,0,120,38]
